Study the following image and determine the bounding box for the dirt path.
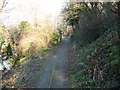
[36,38,71,88]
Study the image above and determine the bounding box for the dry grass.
[18,29,54,53]
[1,19,57,88]
[0,19,56,57]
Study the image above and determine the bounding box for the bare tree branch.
[0,0,9,13]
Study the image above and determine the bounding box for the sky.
[0,0,65,25]
[1,0,118,25]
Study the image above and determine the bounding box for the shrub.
[18,21,31,30]
[52,32,59,45]
[7,44,13,56]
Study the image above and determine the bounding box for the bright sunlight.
[1,0,65,25]
[1,0,120,88]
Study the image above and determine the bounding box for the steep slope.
[68,28,120,88]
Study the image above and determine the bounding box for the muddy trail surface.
[36,38,71,88]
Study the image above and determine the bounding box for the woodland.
[0,0,120,88]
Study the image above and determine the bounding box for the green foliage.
[40,46,51,52]
[70,67,97,88]
[69,30,120,88]
[63,2,81,26]
[62,2,117,43]
[52,32,59,45]
[7,44,13,56]
[18,21,31,30]
[109,45,120,68]
[9,57,15,66]
[0,36,4,43]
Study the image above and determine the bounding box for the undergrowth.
[69,30,120,88]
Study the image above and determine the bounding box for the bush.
[18,21,31,30]
[52,32,59,45]
[69,30,120,88]
[7,44,13,56]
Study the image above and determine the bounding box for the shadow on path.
[36,38,71,88]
